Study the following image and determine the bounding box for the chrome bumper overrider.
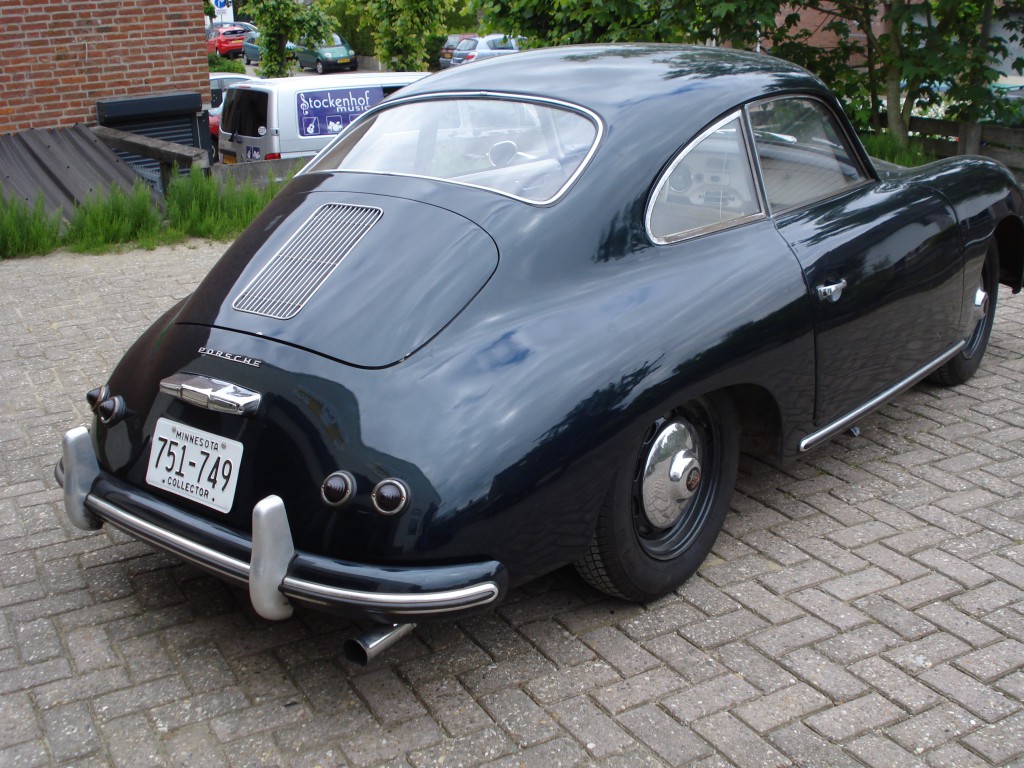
[57,427,502,621]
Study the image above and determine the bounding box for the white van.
[218,72,428,164]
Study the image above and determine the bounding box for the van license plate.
[146,418,243,514]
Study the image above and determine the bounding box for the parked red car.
[206,25,246,58]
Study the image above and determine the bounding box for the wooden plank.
[90,125,209,169]
[979,123,1024,149]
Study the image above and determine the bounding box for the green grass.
[1,168,288,259]
[0,191,62,259]
[164,166,285,240]
[859,131,937,167]
[64,182,163,253]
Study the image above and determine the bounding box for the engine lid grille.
[232,203,382,320]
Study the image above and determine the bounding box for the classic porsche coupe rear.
[58,45,1024,658]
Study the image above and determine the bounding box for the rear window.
[304,96,600,204]
[221,89,269,138]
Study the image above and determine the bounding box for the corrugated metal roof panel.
[0,125,143,222]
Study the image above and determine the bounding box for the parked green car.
[294,33,358,73]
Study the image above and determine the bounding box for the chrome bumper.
[57,426,503,622]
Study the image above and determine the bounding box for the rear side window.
[221,89,269,138]
[646,113,763,243]
[748,98,867,211]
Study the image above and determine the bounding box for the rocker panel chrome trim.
[799,340,965,452]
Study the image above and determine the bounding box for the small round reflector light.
[371,479,409,515]
[320,471,355,507]
[86,385,110,412]
[97,396,127,425]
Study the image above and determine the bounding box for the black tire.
[575,393,739,601]
[244,54,251,66]
[315,59,325,74]
[930,240,999,386]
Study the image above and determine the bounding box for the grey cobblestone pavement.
[2,241,1024,767]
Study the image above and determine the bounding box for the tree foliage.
[360,0,457,71]
[246,0,335,77]
[473,0,1024,142]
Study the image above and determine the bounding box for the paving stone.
[918,664,1020,723]
[846,732,928,768]
[481,687,561,747]
[883,574,965,610]
[593,666,688,715]
[520,620,595,668]
[885,703,981,753]
[849,656,942,714]
[617,703,712,765]
[789,587,869,631]
[961,710,1024,764]
[766,722,863,768]
[580,626,659,677]
[883,633,972,675]
[408,726,516,768]
[780,647,869,702]
[662,674,759,723]
[350,668,427,728]
[954,638,1024,682]
[549,695,634,759]
[714,641,796,694]
[643,633,728,684]
[476,735,585,767]
[692,711,790,767]
[680,609,768,649]
[415,677,492,737]
[732,682,830,733]
[747,616,836,657]
[915,602,1004,647]
[804,693,904,741]
[724,581,806,624]
[0,691,41,749]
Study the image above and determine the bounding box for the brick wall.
[0,0,209,134]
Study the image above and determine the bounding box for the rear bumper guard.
[57,426,502,621]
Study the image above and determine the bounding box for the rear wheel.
[575,393,739,601]
[930,240,999,386]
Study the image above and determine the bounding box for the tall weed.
[860,132,936,167]
[64,182,163,253]
[0,192,62,259]
[164,166,284,240]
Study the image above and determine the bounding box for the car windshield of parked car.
[305,97,600,203]
[748,97,868,211]
[647,114,763,243]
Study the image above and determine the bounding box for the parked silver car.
[450,34,520,65]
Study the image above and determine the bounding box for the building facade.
[0,0,209,134]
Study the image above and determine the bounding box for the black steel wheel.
[575,393,739,601]
[930,240,999,386]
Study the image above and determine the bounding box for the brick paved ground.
[2,241,1023,767]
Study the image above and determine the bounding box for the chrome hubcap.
[641,420,702,528]
[972,287,989,327]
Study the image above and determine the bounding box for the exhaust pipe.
[343,623,416,666]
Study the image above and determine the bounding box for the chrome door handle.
[816,279,848,303]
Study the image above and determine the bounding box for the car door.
[749,97,963,429]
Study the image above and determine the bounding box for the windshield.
[305,97,599,203]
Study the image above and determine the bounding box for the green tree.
[246,0,335,77]
[474,0,1024,143]
[360,0,457,70]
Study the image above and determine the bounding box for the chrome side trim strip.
[281,577,500,614]
[160,373,261,416]
[799,341,966,452]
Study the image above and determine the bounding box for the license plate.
[222,153,236,164]
[146,418,243,514]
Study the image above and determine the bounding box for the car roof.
[401,43,829,133]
